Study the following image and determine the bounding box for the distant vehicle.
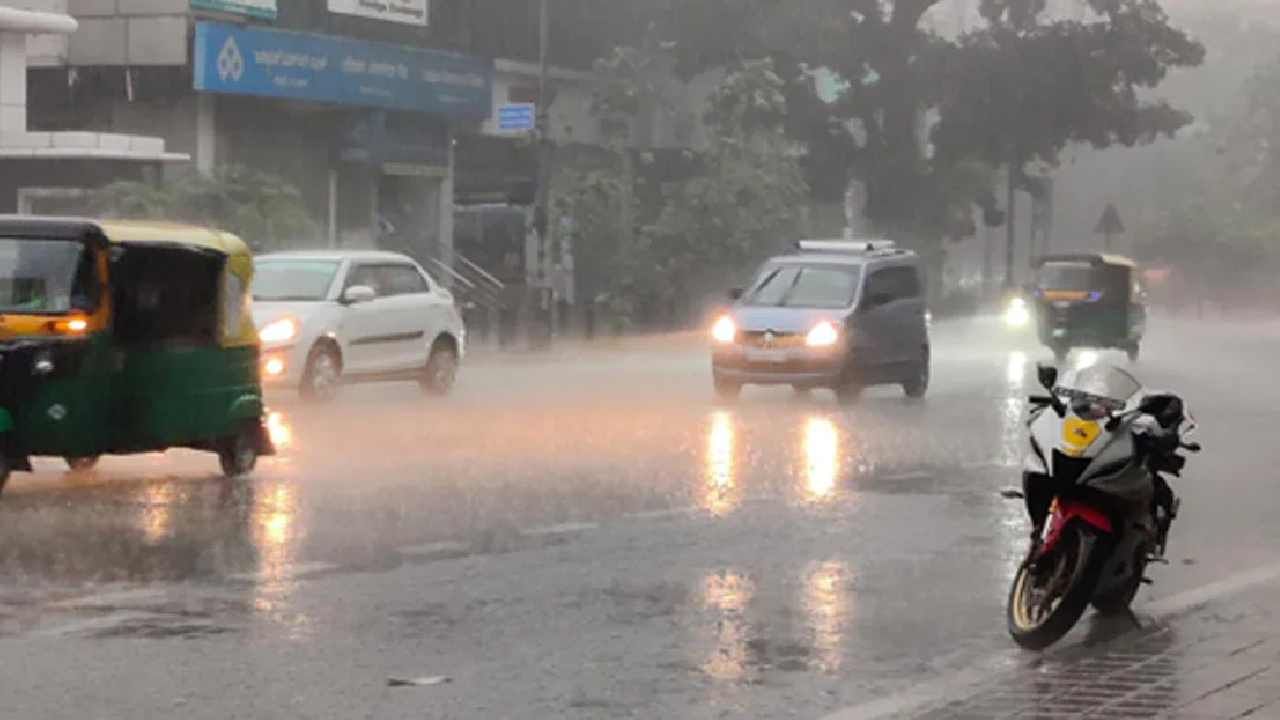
[1032,254,1146,363]
[709,239,930,402]
[252,250,465,401]
[0,217,274,495]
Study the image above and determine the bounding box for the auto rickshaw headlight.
[259,318,298,344]
[1004,297,1030,328]
[33,352,54,375]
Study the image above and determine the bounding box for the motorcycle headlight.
[259,317,299,344]
[1004,298,1030,328]
[805,321,840,347]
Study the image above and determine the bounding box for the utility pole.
[1004,157,1017,289]
[531,0,554,347]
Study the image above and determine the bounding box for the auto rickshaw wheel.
[0,458,8,497]
[218,425,259,478]
[65,456,100,472]
[1052,345,1069,364]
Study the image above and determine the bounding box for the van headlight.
[805,321,840,347]
[711,315,737,345]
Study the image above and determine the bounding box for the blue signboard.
[497,103,535,132]
[193,21,492,121]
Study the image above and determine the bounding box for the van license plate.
[745,348,788,363]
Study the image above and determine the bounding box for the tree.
[647,59,810,318]
[89,166,318,251]
[928,0,1203,284]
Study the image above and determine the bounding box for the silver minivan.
[709,240,930,402]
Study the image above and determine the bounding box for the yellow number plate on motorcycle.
[1061,418,1101,457]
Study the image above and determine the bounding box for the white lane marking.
[47,588,167,610]
[521,521,600,537]
[37,612,165,637]
[226,561,339,583]
[400,541,470,557]
[818,562,1280,720]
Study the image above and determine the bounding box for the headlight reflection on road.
[805,560,850,672]
[804,417,840,502]
[1006,351,1027,387]
[252,482,299,583]
[139,483,176,544]
[704,411,739,516]
[267,411,292,450]
[701,570,755,681]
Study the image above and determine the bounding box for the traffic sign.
[497,103,536,132]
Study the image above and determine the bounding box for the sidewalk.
[908,575,1280,720]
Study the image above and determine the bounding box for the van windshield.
[0,238,95,314]
[744,264,862,309]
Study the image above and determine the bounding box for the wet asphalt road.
[1,315,1278,719]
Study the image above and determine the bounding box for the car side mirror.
[728,287,744,301]
[1036,363,1058,390]
[342,285,376,304]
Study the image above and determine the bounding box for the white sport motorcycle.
[1005,363,1200,650]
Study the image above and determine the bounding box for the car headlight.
[806,321,840,347]
[259,317,299,344]
[711,315,736,344]
[1004,298,1030,328]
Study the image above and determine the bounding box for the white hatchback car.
[251,250,465,401]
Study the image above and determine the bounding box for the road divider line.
[226,561,340,584]
[47,587,167,610]
[521,521,600,537]
[399,540,470,557]
[818,561,1280,720]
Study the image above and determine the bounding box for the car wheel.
[218,424,259,478]
[903,349,930,399]
[713,377,741,402]
[300,345,341,403]
[65,456,100,472]
[421,343,459,396]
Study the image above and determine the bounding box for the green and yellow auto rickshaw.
[0,217,274,496]
[1032,253,1148,363]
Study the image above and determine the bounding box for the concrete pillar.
[0,31,27,134]
[195,92,216,176]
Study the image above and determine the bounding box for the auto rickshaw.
[0,217,274,496]
[1031,253,1147,363]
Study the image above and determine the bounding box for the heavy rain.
[2,1,1280,719]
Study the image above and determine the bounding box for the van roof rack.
[794,239,902,255]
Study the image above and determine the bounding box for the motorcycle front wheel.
[1007,521,1112,650]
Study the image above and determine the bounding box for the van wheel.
[835,383,862,405]
[218,425,259,478]
[903,349,930,399]
[714,378,741,402]
[65,456,100,472]
[421,343,459,396]
[300,345,341,403]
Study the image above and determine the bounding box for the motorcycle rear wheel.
[1007,521,1111,650]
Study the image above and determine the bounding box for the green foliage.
[88,166,318,251]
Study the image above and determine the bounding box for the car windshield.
[1060,364,1143,404]
[0,238,93,314]
[744,264,862,309]
[253,260,340,301]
